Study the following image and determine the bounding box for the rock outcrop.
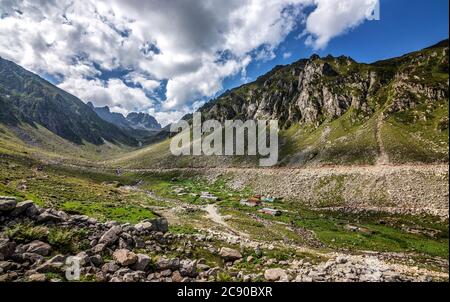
[200,41,449,129]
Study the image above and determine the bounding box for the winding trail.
[205,204,228,227]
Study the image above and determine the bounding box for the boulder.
[112,249,137,266]
[15,252,44,264]
[36,211,63,223]
[264,268,288,281]
[171,270,183,282]
[48,254,66,263]
[179,259,197,277]
[90,255,104,267]
[134,221,153,233]
[35,261,64,274]
[218,247,242,261]
[0,272,18,282]
[156,257,180,270]
[91,243,106,254]
[130,254,152,272]
[28,273,47,282]
[0,196,17,211]
[99,226,122,245]
[152,218,169,233]
[75,251,90,266]
[25,204,41,218]
[0,239,16,260]
[24,240,51,256]
[102,261,120,274]
[11,200,35,216]
[134,218,168,233]
[160,269,172,277]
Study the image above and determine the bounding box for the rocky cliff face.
[88,103,131,129]
[194,40,448,166]
[89,103,161,131]
[200,40,448,129]
[126,112,161,130]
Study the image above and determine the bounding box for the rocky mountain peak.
[199,40,448,129]
[126,112,161,130]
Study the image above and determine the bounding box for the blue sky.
[0,0,448,126]
[224,0,449,91]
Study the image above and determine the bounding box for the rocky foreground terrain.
[1,196,447,282]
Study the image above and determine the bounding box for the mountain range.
[0,40,448,167]
[114,39,449,168]
[87,103,161,131]
[0,56,139,146]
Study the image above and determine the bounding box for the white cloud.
[0,0,378,126]
[150,110,189,129]
[283,52,293,59]
[124,72,160,91]
[58,77,153,114]
[304,0,378,49]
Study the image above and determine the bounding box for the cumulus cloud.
[304,0,379,49]
[58,77,153,113]
[0,0,378,126]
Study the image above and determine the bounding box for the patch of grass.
[47,228,90,254]
[267,204,449,259]
[169,224,198,235]
[4,223,48,242]
[383,102,449,164]
[216,272,233,282]
[61,201,156,223]
[0,156,158,223]
[44,272,63,281]
[5,223,90,254]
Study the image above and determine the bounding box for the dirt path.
[205,204,227,227]
[376,114,390,166]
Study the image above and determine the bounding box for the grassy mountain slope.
[111,40,448,168]
[0,57,137,147]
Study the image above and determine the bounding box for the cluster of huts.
[171,185,280,216]
[199,191,220,201]
[171,186,220,201]
[240,194,281,216]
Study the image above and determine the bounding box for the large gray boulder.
[36,211,64,223]
[152,218,169,233]
[0,196,17,212]
[35,261,64,274]
[99,226,122,245]
[0,239,16,260]
[179,259,197,277]
[11,200,36,217]
[264,268,288,281]
[219,247,242,261]
[134,218,169,233]
[24,240,52,256]
[156,257,180,271]
[134,221,153,233]
[130,254,152,272]
[113,249,137,266]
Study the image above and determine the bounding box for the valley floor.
[0,154,448,282]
